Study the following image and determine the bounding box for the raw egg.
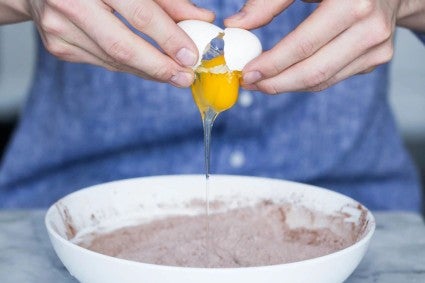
[178,20,262,115]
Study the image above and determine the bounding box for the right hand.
[28,0,215,87]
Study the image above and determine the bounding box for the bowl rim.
[45,174,376,272]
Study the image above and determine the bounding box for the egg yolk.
[191,54,241,116]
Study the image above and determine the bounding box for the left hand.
[225,0,401,94]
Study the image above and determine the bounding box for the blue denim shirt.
[0,0,423,210]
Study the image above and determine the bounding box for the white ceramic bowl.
[45,175,375,283]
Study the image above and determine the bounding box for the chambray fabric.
[416,32,425,43]
[0,1,422,210]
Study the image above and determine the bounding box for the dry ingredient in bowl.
[76,201,364,268]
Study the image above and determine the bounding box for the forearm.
[0,0,31,25]
[397,0,425,32]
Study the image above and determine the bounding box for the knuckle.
[269,58,283,75]
[352,0,374,20]
[296,38,315,59]
[103,58,123,72]
[259,82,280,95]
[373,18,393,42]
[363,18,393,47]
[132,5,154,30]
[382,46,394,62]
[104,58,122,71]
[46,0,61,8]
[260,50,282,76]
[309,81,331,92]
[45,41,70,58]
[243,1,257,13]
[104,64,120,72]
[40,13,63,36]
[107,41,134,64]
[303,69,329,88]
[152,63,174,81]
[161,33,179,51]
[359,67,375,74]
[377,44,394,64]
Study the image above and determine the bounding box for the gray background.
[0,23,424,193]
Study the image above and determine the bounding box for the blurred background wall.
[0,23,424,196]
[0,23,35,152]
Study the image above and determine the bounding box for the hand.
[225,0,403,94]
[0,0,31,24]
[27,0,215,87]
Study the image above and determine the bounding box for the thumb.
[155,0,215,23]
[224,0,294,29]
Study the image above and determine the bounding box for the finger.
[41,5,151,75]
[40,6,113,65]
[358,67,376,74]
[155,0,215,22]
[224,0,293,29]
[41,4,189,84]
[45,33,191,86]
[105,0,199,67]
[43,33,115,68]
[244,19,385,94]
[48,0,194,87]
[305,39,394,92]
[242,0,368,84]
[40,3,193,84]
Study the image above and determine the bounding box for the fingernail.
[227,11,246,21]
[176,48,197,67]
[171,72,194,87]
[243,71,262,84]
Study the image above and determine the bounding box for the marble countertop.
[0,211,424,283]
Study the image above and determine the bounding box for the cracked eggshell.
[177,20,223,68]
[223,27,262,71]
[178,20,262,71]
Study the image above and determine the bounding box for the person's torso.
[0,0,421,210]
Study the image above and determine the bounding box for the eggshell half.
[178,20,262,71]
[223,27,262,71]
[177,20,223,68]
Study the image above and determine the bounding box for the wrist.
[396,0,425,32]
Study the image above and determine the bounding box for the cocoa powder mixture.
[77,201,363,268]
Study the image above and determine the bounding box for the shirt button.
[229,151,245,168]
[239,91,253,108]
